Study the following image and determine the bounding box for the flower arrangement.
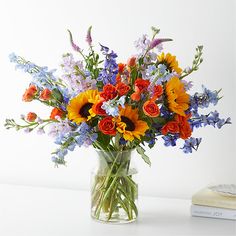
[5,27,231,223]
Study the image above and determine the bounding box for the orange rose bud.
[50,107,64,120]
[116,82,130,96]
[143,100,160,117]
[118,63,126,73]
[26,112,37,122]
[40,88,52,101]
[116,74,122,83]
[127,56,136,67]
[152,85,163,100]
[28,84,37,94]
[98,116,116,136]
[22,84,37,102]
[131,92,141,101]
[92,102,106,116]
[161,121,179,136]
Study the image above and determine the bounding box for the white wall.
[0,0,235,199]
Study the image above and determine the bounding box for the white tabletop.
[0,184,235,236]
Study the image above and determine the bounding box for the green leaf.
[52,88,63,102]
[136,145,151,166]
[96,131,111,150]
[152,116,166,125]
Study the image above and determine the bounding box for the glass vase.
[91,149,138,224]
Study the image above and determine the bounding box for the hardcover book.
[191,204,236,220]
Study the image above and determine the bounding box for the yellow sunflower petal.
[67,89,99,124]
[116,105,149,141]
[166,77,190,116]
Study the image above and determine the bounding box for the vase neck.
[95,149,134,175]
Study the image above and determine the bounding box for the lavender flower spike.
[150,38,172,49]
[67,29,81,52]
[86,26,92,46]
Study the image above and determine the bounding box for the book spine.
[191,205,236,220]
[192,198,236,210]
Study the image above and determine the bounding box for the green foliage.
[96,131,111,150]
[136,145,151,166]
[180,45,204,80]
[51,88,63,102]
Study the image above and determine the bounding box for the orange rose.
[40,88,52,101]
[143,100,160,117]
[22,84,37,102]
[26,112,37,122]
[98,116,116,135]
[50,107,64,120]
[116,82,130,96]
[135,78,150,92]
[127,56,136,67]
[100,84,117,101]
[175,114,192,139]
[161,121,179,136]
[152,85,163,100]
[92,101,106,116]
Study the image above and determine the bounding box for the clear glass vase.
[91,149,138,224]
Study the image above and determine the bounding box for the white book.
[192,188,236,210]
[191,204,236,220]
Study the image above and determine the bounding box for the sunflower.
[67,90,99,124]
[116,105,149,141]
[165,77,190,116]
[158,52,182,74]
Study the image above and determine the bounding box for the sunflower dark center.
[121,116,135,131]
[79,103,93,118]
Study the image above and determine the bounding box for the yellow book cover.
[192,188,236,210]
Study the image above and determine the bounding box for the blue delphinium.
[191,86,219,110]
[160,106,173,119]
[9,53,58,90]
[51,122,98,165]
[74,122,98,147]
[190,111,231,130]
[97,44,118,85]
[101,96,125,117]
[181,137,202,154]
[162,135,178,147]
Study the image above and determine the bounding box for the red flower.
[135,78,150,92]
[92,101,107,116]
[161,114,192,139]
[50,108,64,120]
[98,116,116,136]
[116,82,130,96]
[143,100,160,117]
[175,114,192,140]
[40,88,52,101]
[22,84,37,102]
[100,84,117,101]
[26,112,37,122]
[161,121,179,136]
[118,63,126,73]
[152,85,163,100]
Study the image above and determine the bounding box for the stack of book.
[191,186,236,220]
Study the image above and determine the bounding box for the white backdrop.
[0,0,235,199]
